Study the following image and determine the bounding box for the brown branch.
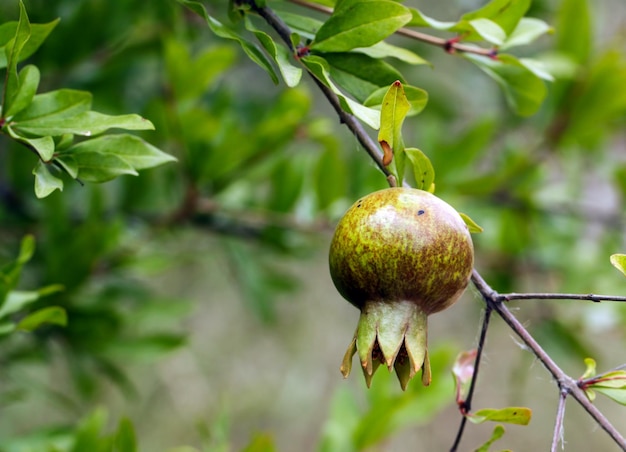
[472,270,626,449]
[551,389,567,452]
[499,292,626,303]
[286,0,497,57]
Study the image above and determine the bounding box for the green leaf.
[115,417,137,452]
[17,306,67,331]
[0,284,64,320]
[354,41,429,66]
[6,125,55,160]
[460,0,531,36]
[60,134,176,171]
[405,148,435,192]
[407,8,457,30]
[468,18,506,46]
[315,145,347,210]
[164,39,237,102]
[4,64,40,118]
[33,160,63,198]
[465,53,546,116]
[610,254,626,277]
[459,212,484,233]
[475,425,507,452]
[71,408,110,452]
[13,111,154,137]
[244,17,302,87]
[2,0,31,117]
[377,81,410,153]
[502,18,553,50]
[0,19,59,69]
[59,151,139,183]
[581,357,597,380]
[312,0,412,52]
[179,0,279,84]
[592,387,626,406]
[0,235,36,304]
[11,89,92,123]
[301,55,380,129]
[364,85,428,117]
[468,407,532,425]
[324,52,405,102]
[241,433,276,452]
[556,0,590,64]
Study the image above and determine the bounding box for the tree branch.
[498,292,626,303]
[472,270,626,449]
[450,306,493,452]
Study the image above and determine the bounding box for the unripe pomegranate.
[329,187,474,390]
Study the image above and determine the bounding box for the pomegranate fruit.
[329,187,474,390]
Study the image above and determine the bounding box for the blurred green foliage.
[0,0,624,450]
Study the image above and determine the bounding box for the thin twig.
[286,0,497,57]
[499,292,626,303]
[472,270,626,449]
[551,389,567,452]
[450,305,493,452]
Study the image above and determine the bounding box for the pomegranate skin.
[329,187,474,315]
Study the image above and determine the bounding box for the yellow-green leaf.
[610,254,626,277]
[468,407,532,425]
[459,212,484,233]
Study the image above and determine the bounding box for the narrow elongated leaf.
[17,306,67,331]
[115,417,138,452]
[475,425,506,452]
[0,285,64,320]
[0,235,36,304]
[0,19,59,69]
[179,0,279,83]
[364,85,428,117]
[312,1,412,52]
[4,64,40,118]
[378,81,409,155]
[468,18,506,45]
[61,134,176,170]
[405,147,435,192]
[301,55,380,129]
[610,254,626,277]
[501,18,553,50]
[556,0,590,64]
[2,1,31,116]
[244,17,302,87]
[459,212,484,233]
[460,0,531,36]
[465,53,546,116]
[354,41,429,65]
[408,8,456,29]
[33,160,63,198]
[13,111,154,137]
[468,407,532,425]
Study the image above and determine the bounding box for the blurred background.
[0,0,625,450]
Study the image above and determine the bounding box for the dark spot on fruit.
[418,210,425,216]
